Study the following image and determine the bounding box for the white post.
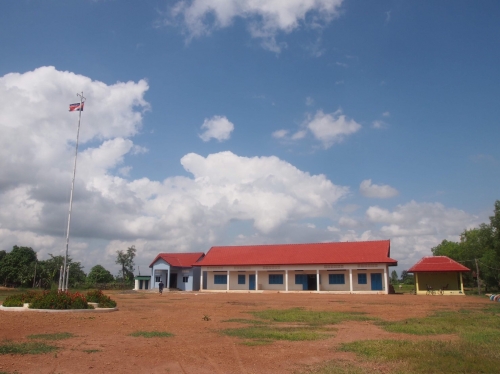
[285,270,288,292]
[58,266,63,291]
[200,268,203,291]
[384,266,388,294]
[134,279,139,290]
[255,270,259,291]
[61,92,85,291]
[59,92,85,291]
[166,267,170,289]
[460,272,464,294]
[316,269,320,292]
[349,268,353,293]
[65,266,70,291]
[227,270,230,291]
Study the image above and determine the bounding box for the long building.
[196,240,397,294]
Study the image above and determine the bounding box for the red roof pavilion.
[408,256,470,273]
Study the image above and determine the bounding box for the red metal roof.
[408,256,470,273]
[149,252,205,268]
[196,240,396,266]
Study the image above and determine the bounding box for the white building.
[196,240,397,294]
[149,252,204,291]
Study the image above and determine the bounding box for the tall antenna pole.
[60,92,85,291]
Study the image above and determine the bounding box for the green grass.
[222,308,373,345]
[0,288,26,304]
[328,307,500,374]
[222,318,267,325]
[28,332,75,341]
[251,308,373,326]
[129,331,174,338]
[340,339,500,374]
[298,359,395,374]
[0,341,58,355]
[222,326,328,341]
[241,339,274,346]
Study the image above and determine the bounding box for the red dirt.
[0,292,490,374]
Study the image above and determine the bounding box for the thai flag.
[69,102,84,111]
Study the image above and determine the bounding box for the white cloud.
[291,130,307,140]
[338,217,358,228]
[382,111,390,117]
[167,0,344,52]
[372,120,388,129]
[199,115,234,142]
[272,129,289,139]
[0,69,351,273]
[306,109,361,148]
[305,96,314,106]
[360,179,399,199]
[362,201,481,269]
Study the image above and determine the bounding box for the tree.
[87,265,114,285]
[115,245,136,282]
[390,270,399,285]
[400,270,414,285]
[35,254,86,289]
[0,246,37,287]
[432,200,500,291]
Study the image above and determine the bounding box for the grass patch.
[330,307,500,373]
[28,332,74,341]
[0,341,58,355]
[242,339,274,346]
[222,318,266,325]
[251,308,373,326]
[340,339,500,373]
[129,331,174,338]
[378,308,500,345]
[299,359,391,374]
[222,326,328,341]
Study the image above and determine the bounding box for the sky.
[1,0,499,277]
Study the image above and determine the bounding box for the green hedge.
[86,289,117,308]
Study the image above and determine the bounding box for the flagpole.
[60,92,85,291]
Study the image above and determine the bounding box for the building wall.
[416,272,461,293]
[202,264,389,293]
[151,258,200,291]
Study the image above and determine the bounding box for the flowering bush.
[29,290,90,309]
[86,289,117,308]
[3,290,40,307]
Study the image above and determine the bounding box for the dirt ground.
[0,291,491,374]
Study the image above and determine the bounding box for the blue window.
[329,274,345,284]
[269,274,283,284]
[238,274,245,284]
[214,274,227,284]
[295,274,307,284]
[358,273,367,284]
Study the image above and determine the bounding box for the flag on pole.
[69,102,84,112]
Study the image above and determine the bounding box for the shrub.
[29,291,90,310]
[86,289,117,308]
[2,290,39,307]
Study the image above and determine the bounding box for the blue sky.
[1,0,499,275]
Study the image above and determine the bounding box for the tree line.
[0,245,137,289]
[431,200,500,292]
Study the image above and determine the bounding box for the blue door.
[249,274,256,290]
[295,274,307,290]
[371,273,383,291]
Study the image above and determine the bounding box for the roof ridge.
[211,240,389,248]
